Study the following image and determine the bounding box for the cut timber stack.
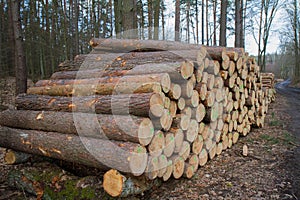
[261,72,276,103]
[0,38,275,198]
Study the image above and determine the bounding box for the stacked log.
[261,72,276,103]
[0,39,275,198]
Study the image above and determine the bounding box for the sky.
[162,0,283,56]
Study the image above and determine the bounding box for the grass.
[259,134,281,145]
[259,131,296,147]
[268,112,283,127]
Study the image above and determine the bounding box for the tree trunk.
[90,38,205,52]
[201,0,205,45]
[235,0,242,48]
[61,51,188,71]
[114,0,122,38]
[27,82,162,96]
[0,110,154,146]
[123,0,138,39]
[153,0,160,40]
[175,0,180,41]
[0,126,148,175]
[4,149,32,165]
[11,0,27,94]
[16,93,165,118]
[206,0,209,45]
[219,0,227,46]
[147,0,153,39]
[213,0,217,46]
[34,73,171,94]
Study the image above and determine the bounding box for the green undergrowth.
[268,112,283,127]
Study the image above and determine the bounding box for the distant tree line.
[0,0,284,82]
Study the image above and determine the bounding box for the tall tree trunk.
[114,0,122,38]
[293,0,299,78]
[161,0,165,40]
[123,0,138,39]
[175,0,180,41]
[240,0,244,48]
[11,0,27,94]
[257,0,264,67]
[7,0,15,76]
[235,0,242,48]
[186,0,190,43]
[0,0,3,77]
[153,0,160,40]
[213,0,217,46]
[201,0,205,44]
[196,0,199,44]
[206,0,209,45]
[74,0,79,56]
[147,0,153,39]
[219,0,227,46]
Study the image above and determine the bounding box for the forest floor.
[0,78,299,200]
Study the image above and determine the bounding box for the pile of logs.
[0,39,275,198]
[261,72,276,103]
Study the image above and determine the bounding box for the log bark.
[90,38,206,53]
[16,93,165,118]
[103,169,161,197]
[51,62,184,80]
[0,126,148,175]
[206,46,229,62]
[4,149,32,164]
[35,73,171,94]
[27,82,162,96]
[0,110,154,146]
[82,51,185,71]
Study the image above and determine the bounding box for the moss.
[43,179,97,200]
[259,134,280,145]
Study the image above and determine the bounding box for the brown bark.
[0,126,148,175]
[206,46,229,62]
[51,61,188,80]
[16,93,164,118]
[0,110,154,146]
[90,38,206,52]
[35,73,171,94]
[4,149,32,165]
[12,0,27,94]
[27,82,162,96]
[81,51,186,71]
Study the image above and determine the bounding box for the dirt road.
[275,81,300,199]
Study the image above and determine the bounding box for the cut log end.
[129,145,148,176]
[103,169,124,197]
[138,118,155,146]
[149,93,165,117]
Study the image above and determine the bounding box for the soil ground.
[0,80,299,200]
